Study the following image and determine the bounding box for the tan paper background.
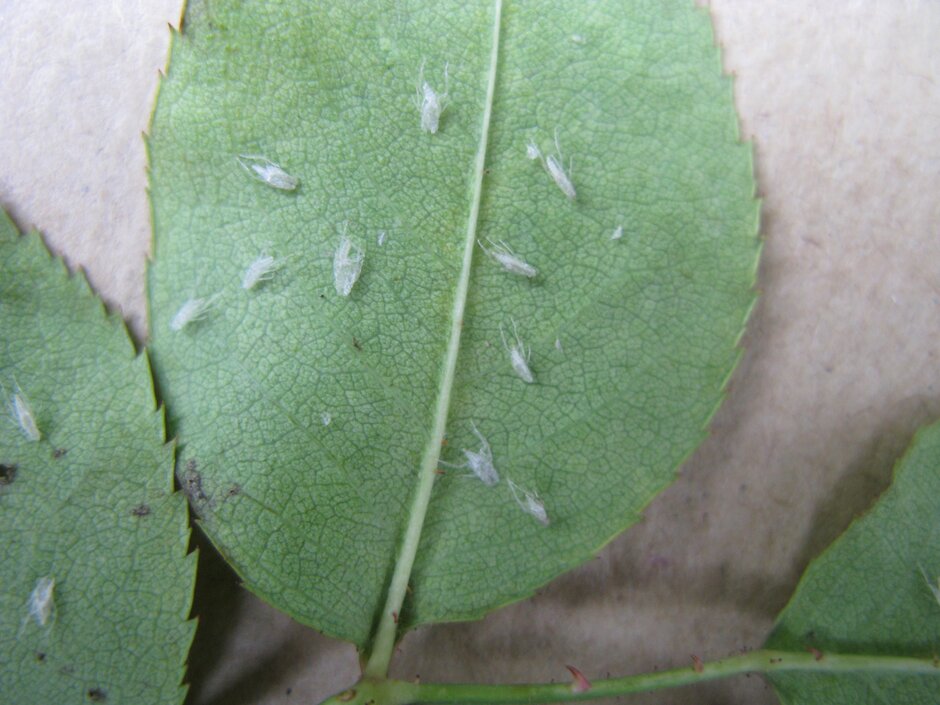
[2,2,938,703]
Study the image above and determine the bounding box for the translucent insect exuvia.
[479,239,538,278]
[321,412,332,427]
[555,337,563,353]
[28,576,55,626]
[333,231,364,297]
[377,230,388,246]
[415,61,448,134]
[442,422,499,486]
[236,154,299,191]
[610,225,624,240]
[170,295,218,332]
[241,255,282,290]
[11,391,40,442]
[528,129,576,199]
[544,130,577,200]
[921,565,940,607]
[508,479,549,526]
[501,319,535,384]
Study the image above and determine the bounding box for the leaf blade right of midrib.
[147,0,759,647]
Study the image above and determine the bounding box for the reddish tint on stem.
[566,665,592,693]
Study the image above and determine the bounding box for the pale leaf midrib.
[362,0,504,677]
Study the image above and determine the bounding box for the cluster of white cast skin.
[162,63,628,527]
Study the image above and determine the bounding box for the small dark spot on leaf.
[35,651,46,663]
[0,463,17,485]
[319,293,326,299]
[131,504,151,517]
[53,448,68,459]
[286,687,292,695]
[87,687,107,701]
[352,336,362,351]
[225,484,241,498]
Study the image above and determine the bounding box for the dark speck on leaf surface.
[0,463,16,484]
[53,448,67,459]
[131,503,151,517]
[87,687,107,701]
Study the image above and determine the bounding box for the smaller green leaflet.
[766,421,940,704]
[0,211,195,704]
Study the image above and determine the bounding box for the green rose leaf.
[148,0,758,660]
[765,422,940,703]
[0,211,195,703]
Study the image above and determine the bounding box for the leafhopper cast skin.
[508,478,549,526]
[28,576,55,627]
[479,238,538,278]
[526,141,541,160]
[545,141,576,200]
[528,129,577,200]
[333,231,364,297]
[241,255,282,291]
[921,565,940,607]
[236,154,299,191]
[501,318,535,384]
[461,422,500,486]
[169,295,219,332]
[415,61,449,134]
[11,390,40,442]
[440,422,500,487]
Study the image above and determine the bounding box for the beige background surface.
[2,2,939,704]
